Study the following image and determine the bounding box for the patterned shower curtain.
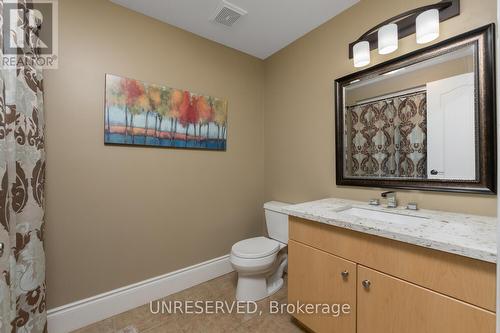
[0,0,46,332]
[346,91,427,178]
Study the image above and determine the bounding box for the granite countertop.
[282,198,497,263]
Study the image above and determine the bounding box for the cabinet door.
[288,240,356,333]
[357,265,496,333]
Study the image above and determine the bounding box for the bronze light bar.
[348,0,460,59]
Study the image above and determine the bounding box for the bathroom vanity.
[284,198,497,333]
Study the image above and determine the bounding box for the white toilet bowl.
[230,236,288,301]
[230,201,290,302]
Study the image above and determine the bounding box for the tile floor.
[72,273,306,333]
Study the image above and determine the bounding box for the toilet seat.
[231,237,280,259]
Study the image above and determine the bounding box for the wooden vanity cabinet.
[288,216,497,333]
[288,240,356,333]
[357,266,495,333]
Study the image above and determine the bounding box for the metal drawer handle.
[0,242,4,257]
[362,280,371,289]
[341,270,349,279]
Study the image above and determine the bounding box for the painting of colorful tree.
[104,74,228,150]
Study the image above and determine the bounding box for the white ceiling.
[110,0,359,59]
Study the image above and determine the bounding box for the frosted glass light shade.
[378,24,398,55]
[353,41,370,67]
[416,9,440,44]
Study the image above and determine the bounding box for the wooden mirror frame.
[335,24,496,194]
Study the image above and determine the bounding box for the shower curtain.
[346,91,427,178]
[0,0,46,332]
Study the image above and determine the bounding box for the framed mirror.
[335,24,496,194]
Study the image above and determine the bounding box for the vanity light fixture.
[353,41,370,68]
[378,24,398,55]
[348,0,460,67]
[416,9,440,44]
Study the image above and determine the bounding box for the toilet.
[230,201,289,302]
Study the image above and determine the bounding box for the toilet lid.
[231,237,280,259]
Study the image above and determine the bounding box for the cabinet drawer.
[357,266,495,333]
[289,216,496,311]
[288,240,356,333]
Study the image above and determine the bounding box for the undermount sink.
[335,206,428,224]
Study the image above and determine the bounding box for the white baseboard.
[47,254,233,333]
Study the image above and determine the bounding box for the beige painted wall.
[44,0,265,308]
[264,0,497,216]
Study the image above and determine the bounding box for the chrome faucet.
[381,191,397,208]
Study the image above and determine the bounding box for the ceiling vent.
[211,0,247,27]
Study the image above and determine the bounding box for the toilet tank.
[264,201,290,244]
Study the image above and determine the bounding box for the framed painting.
[104,74,228,150]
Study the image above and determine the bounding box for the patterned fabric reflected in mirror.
[345,91,427,178]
